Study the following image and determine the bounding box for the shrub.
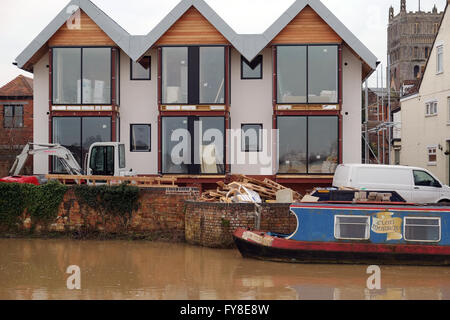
[0,181,68,227]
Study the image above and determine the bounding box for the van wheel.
[438,200,450,206]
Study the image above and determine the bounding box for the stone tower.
[388,0,443,92]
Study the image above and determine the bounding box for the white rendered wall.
[229,48,275,176]
[33,52,50,175]
[119,49,159,175]
[341,45,363,165]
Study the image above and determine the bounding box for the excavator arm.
[9,143,83,176]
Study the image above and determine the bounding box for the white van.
[333,164,450,204]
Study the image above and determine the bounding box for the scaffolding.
[363,55,401,165]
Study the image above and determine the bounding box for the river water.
[0,239,449,300]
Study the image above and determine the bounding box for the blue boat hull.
[233,203,450,266]
[234,229,450,266]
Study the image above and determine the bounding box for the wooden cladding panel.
[49,10,116,46]
[271,6,342,44]
[155,7,230,45]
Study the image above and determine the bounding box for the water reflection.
[0,239,449,300]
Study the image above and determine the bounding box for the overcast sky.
[0,0,447,88]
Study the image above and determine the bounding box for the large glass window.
[278,117,307,173]
[162,117,189,174]
[52,117,111,173]
[308,116,339,173]
[52,48,112,105]
[162,116,225,174]
[198,117,225,174]
[277,45,339,104]
[278,116,339,174]
[162,46,225,105]
[308,46,338,103]
[162,47,188,104]
[199,47,225,104]
[82,48,111,104]
[53,48,81,104]
[277,46,307,104]
[52,117,82,173]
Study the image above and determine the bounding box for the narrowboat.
[233,203,450,266]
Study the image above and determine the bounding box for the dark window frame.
[51,116,113,174]
[404,217,441,243]
[130,56,151,81]
[334,215,371,240]
[276,44,340,105]
[51,46,114,106]
[413,170,441,188]
[160,45,227,105]
[89,145,115,176]
[276,115,340,175]
[241,123,263,152]
[130,124,152,152]
[3,104,24,128]
[160,115,226,175]
[241,55,263,80]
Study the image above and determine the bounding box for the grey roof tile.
[16,0,378,74]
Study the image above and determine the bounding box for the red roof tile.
[0,75,33,97]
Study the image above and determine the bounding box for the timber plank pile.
[46,174,178,188]
[200,175,302,203]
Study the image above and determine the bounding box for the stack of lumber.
[46,174,178,188]
[200,175,302,203]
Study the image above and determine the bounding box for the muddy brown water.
[0,239,449,300]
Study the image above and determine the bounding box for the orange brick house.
[0,75,34,176]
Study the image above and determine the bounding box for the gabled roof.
[15,0,378,79]
[0,75,33,98]
[15,0,131,71]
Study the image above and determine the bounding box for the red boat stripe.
[234,229,450,256]
[290,204,450,212]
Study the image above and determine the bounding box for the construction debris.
[200,175,303,203]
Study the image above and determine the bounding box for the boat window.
[334,216,370,240]
[404,217,441,242]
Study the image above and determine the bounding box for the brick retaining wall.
[2,186,297,248]
[185,201,297,248]
[18,187,199,241]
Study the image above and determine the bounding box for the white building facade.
[16,0,377,191]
